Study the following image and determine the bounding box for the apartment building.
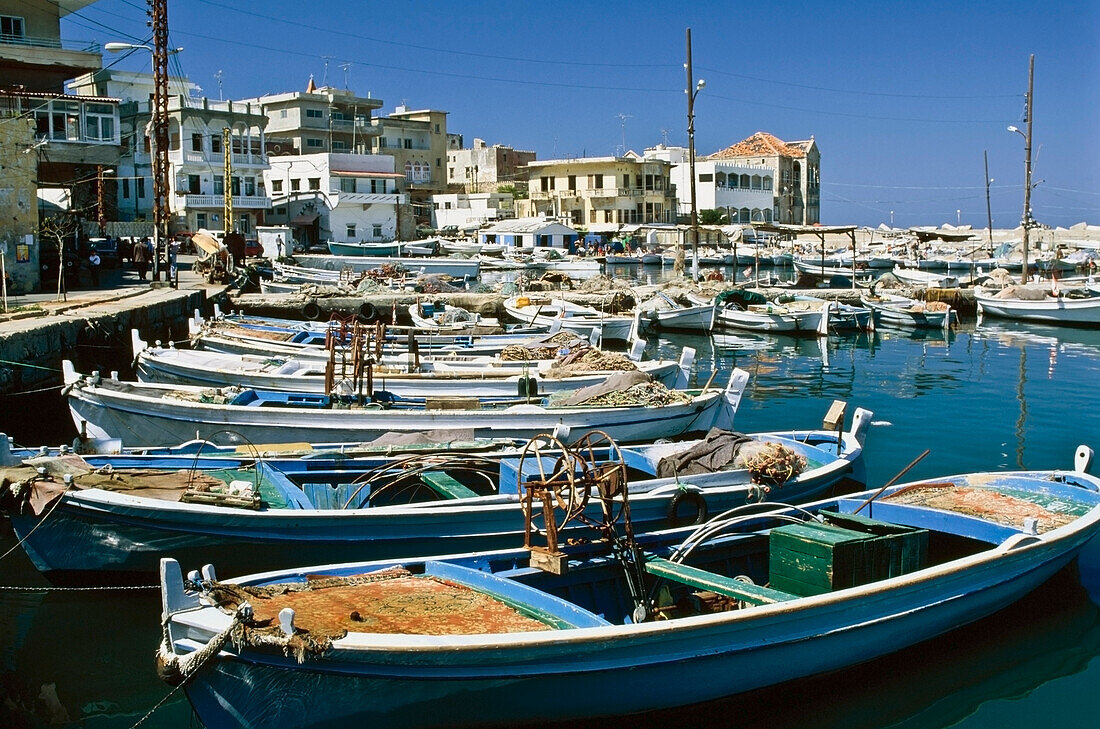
[71,70,270,235]
[447,138,536,192]
[369,106,449,225]
[517,154,677,231]
[240,81,383,157]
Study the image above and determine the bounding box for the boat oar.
[853,448,930,514]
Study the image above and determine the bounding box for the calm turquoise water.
[1,312,1099,728]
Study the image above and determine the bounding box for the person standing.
[87,245,101,287]
[133,237,150,281]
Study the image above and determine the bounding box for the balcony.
[183,194,271,210]
[332,192,404,206]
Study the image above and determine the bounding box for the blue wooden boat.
[156,446,1100,729]
[1,407,871,581]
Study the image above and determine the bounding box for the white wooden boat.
[637,291,716,333]
[63,362,744,448]
[860,291,955,329]
[133,335,693,397]
[891,266,960,289]
[503,295,635,342]
[713,290,831,335]
[295,253,481,279]
[975,286,1100,327]
[407,300,501,333]
[156,447,1100,729]
[327,240,403,256]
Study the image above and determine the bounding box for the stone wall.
[0,118,41,294]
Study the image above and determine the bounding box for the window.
[0,15,25,40]
[540,176,555,192]
[196,212,207,229]
[122,179,130,199]
[567,175,576,191]
[290,178,301,192]
[213,175,224,194]
[345,224,356,239]
[280,110,288,118]
[698,173,713,182]
[403,138,412,149]
[271,179,283,193]
[238,214,250,234]
[331,139,348,151]
[137,178,146,198]
[306,138,324,148]
[436,157,441,167]
[306,108,324,118]
[211,135,222,153]
[622,174,629,188]
[191,133,202,152]
[231,177,241,196]
[594,174,603,189]
[308,177,320,191]
[434,123,440,133]
[339,177,355,193]
[244,177,256,196]
[275,206,286,215]
[372,224,382,238]
[187,174,200,194]
[84,103,115,142]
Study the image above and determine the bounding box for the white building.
[430,192,514,230]
[647,132,820,225]
[263,153,406,248]
[478,217,578,250]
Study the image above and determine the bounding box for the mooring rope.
[0,583,158,592]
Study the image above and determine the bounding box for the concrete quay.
[0,256,226,395]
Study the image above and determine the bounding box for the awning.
[290,214,319,225]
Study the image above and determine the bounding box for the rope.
[0,477,72,563]
[0,583,158,591]
[133,602,252,728]
[0,384,65,397]
[0,358,64,372]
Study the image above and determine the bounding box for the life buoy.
[356,302,377,323]
[301,301,322,320]
[666,489,708,527]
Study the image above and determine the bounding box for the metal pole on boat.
[853,449,931,514]
[686,28,704,283]
[984,150,994,256]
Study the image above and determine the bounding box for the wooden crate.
[768,514,928,597]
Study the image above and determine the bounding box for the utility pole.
[984,150,994,255]
[1021,54,1035,285]
[150,0,170,282]
[223,127,233,239]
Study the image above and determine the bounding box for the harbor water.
[2,272,1099,727]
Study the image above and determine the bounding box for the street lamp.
[685,28,704,282]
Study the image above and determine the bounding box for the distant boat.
[636,292,716,333]
[157,449,1100,729]
[503,295,636,342]
[327,240,404,257]
[860,291,956,329]
[712,289,831,335]
[891,267,960,289]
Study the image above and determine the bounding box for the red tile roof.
[707,132,809,160]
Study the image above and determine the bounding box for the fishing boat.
[792,294,873,331]
[636,291,716,333]
[975,286,1100,328]
[406,300,501,333]
[503,295,635,342]
[3,406,871,580]
[134,333,694,398]
[712,289,831,335]
[860,291,956,329]
[295,253,481,279]
[156,445,1099,729]
[890,266,960,289]
[327,240,403,257]
[62,361,743,448]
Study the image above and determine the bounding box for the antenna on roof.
[340,62,351,90]
[214,69,223,101]
[617,113,632,156]
[321,56,332,86]
[660,128,670,146]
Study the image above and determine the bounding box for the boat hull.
[976,294,1100,327]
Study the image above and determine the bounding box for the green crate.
[821,511,928,578]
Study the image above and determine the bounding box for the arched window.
[716,171,727,187]
[739,174,750,188]
[750,174,761,190]
[739,207,751,223]
[763,175,773,191]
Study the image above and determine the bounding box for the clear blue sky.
[64,0,1099,229]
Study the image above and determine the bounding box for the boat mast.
[1020,55,1035,285]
